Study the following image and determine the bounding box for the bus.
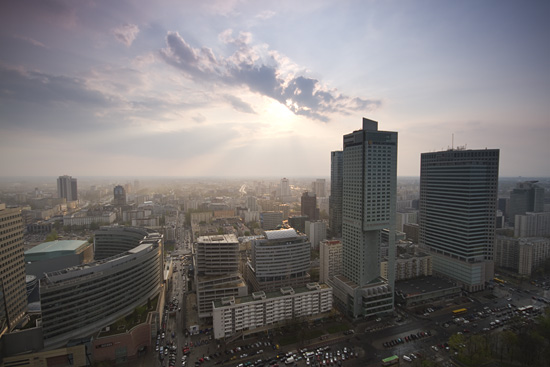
[452,308,467,316]
[494,277,505,284]
[382,355,400,366]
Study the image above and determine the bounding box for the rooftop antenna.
[452,133,454,150]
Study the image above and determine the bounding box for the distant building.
[305,220,327,249]
[246,229,311,292]
[57,175,78,201]
[260,211,282,230]
[319,240,342,284]
[113,185,127,206]
[403,223,420,243]
[507,181,545,225]
[329,151,343,238]
[25,240,94,278]
[395,276,461,308]
[212,283,332,340]
[514,212,550,238]
[288,215,307,233]
[63,210,116,228]
[396,210,418,232]
[495,236,550,276]
[420,148,499,292]
[0,204,28,333]
[301,191,319,220]
[246,196,258,212]
[312,179,326,198]
[280,178,291,198]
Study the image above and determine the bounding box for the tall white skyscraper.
[312,179,326,198]
[332,118,397,319]
[280,177,291,198]
[419,148,499,292]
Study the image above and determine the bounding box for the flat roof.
[396,276,459,297]
[197,234,238,244]
[25,240,90,261]
[265,228,297,240]
[213,282,330,308]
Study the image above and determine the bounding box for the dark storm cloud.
[160,31,381,121]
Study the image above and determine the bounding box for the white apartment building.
[212,283,332,339]
[319,240,342,284]
[514,212,550,238]
[305,221,327,249]
[495,236,550,276]
[380,253,432,281]
[63,211,116,227]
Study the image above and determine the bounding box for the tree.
[44,230,58,242]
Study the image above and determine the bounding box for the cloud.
[223,94,256,114]
[192,113,206,123]
[13,34,48,48]
[112,23,140,46]
[255,10,276,20]
[160,30,381,122]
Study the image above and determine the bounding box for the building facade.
[57,175,78,202]
[319,240,343,284]
[195,234,247,318]
[0,204,28,332]
[40,231,163,348]
[514,212,550,238]
[419,148,499,292]
[301,192,319,221]
[212,283,332,340]
[260,211,283,230]
[495,236,550,276]
[246,229,311,292]
[332,118,397,319]
[329,151,343,238]
[113,185,127,206]
[507,181,545,225]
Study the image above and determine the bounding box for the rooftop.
[25,240,90,260]
[395,276,460,297]
[265,228,297,240]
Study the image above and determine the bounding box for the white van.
[285,357,295,365]
[403,355,412,362]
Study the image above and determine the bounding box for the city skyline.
[1,0,549,178]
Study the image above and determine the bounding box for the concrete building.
[39,229,163,348]
[403,223,420,243]
[57,175,77,202]
[195,234,247,319]
[278,204,290,220]
[381,253,432,281]
[329,151,343,238]
[419,148,499,292]
[514,211,550,238]
[260,211,283,230]
[507,181,545,225]
[212,283,332,340]
[331,118,397,319]
[288,216,307,234]
[395,276,461,308]
[301,192,319,221]
[246,229,311,292]
[305,220,327,249]
[0,204,28,333]
[25,240,94,278]
[396,210,418,232]
[113,185,127,206]
[246,196,259,212]
[94,226,153,260]
[312,179,327,198]
[495,236,550,276]
[319,240,342,284]
[280,178,291,198]
[63,210,116,228]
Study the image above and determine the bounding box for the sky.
[0,0,549,178]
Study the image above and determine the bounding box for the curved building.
[39,227,163,348]
[94,226,151,260]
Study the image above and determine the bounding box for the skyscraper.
[312,179,326,198]
[332,118,397,319]
[280,177,290,198]
[301,191,319,220]
[113,185,127,206]
[57,175,78,201]
[329,151,343,238]
[419,148,499,292]
[507,181,545,225]
[0,204,28,331]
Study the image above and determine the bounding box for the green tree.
[44,230,58,242]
